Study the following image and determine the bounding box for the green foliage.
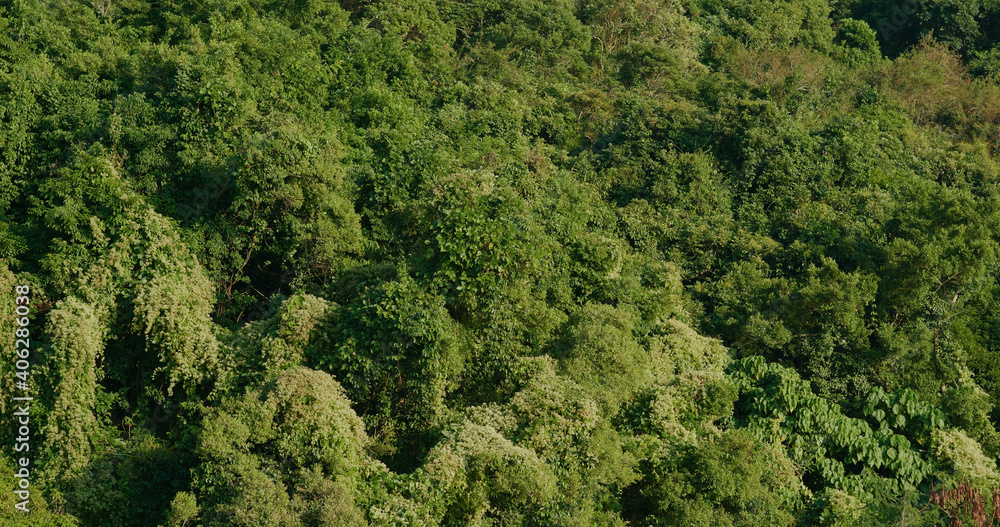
[693,0,836,51]
[730,357,945,512]
[0,262,25,447]
[441,0,592,71]
[625,429,803,526]
[166,492,199,527]
[0,457,79,526]
[132,244,219,395]
[368,421,558,525]
[9,0,1000,524]
[558,303,651,409]
[58,434,194,527]
[193,367,368,526]
[501,360,637,525]
[932,428,1000,490]
[40,297,108,479]
[854,0,1000,57]
[833,18,881,66]
[415,170,536,319]
[585,0,706,89]
[309,271,465,463]
[220,293,332,390]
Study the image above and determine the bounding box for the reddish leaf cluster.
[928,481,1000,527]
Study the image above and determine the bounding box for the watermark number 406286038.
[11,284,32,513]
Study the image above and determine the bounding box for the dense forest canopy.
[5,0,1000,525]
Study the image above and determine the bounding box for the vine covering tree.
[4,0,1000,525]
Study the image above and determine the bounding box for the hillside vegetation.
[5,0,1000,525]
